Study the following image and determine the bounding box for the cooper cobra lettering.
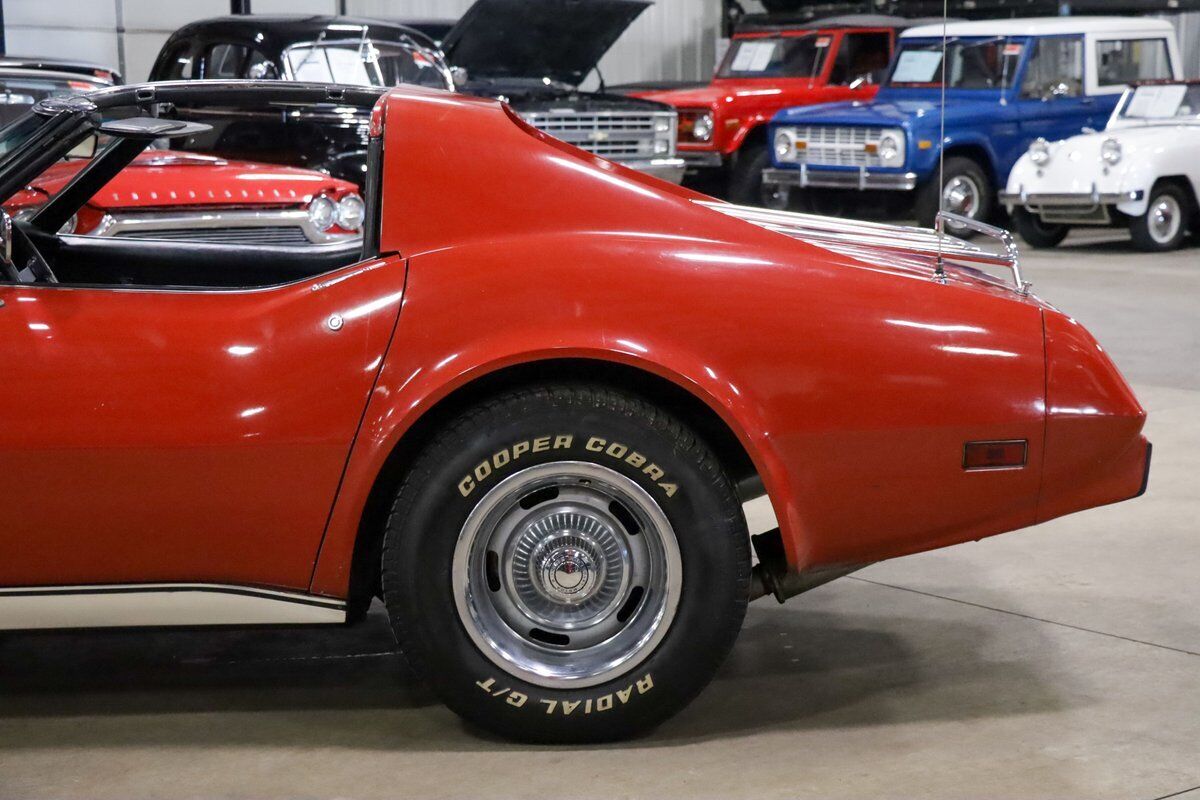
[456,434,678,498]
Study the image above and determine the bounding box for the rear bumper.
[763,166,918,192]
[623,157,687,184]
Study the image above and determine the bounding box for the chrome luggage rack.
[697,201,1030,296]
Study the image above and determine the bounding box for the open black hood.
[442,0,650,86]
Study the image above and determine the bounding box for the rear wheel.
[1013,209,1070,249]
[1130,183,1191,252]
[916,155,994,235]
[382,384,750,742]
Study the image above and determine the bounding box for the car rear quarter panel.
[310,90,1048,595]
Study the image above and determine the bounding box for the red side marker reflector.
[963,440,1027,470]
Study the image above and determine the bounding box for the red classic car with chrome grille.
[0,64,363,246]
[6,149,363,245]
[0,80,1149,743]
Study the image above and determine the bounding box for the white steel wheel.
[1131,184,1192,252]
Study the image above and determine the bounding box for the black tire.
[1013,209,1070,249]
[1129,183,1192,252]
[728,139,783,208]
[382,384,750,742]
[915,155,995,234]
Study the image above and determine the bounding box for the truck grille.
[521,111,675,161]
[796,126,886,168]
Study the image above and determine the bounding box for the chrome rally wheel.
[453,462,681,688]
[382,384,750,742]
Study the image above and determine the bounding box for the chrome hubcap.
[943,174,982,219]
[453,462,681,688]
[1149,196,1181,243]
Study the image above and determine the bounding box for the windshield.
[717,35,831,79]
[889,37,1023,89]
[285,39,451,90]
[1118,84,1200,120]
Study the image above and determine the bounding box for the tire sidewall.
[1014,209,1070,249]
[383,390,748,741]
[1131,185,1190,252]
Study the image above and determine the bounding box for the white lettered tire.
[381,384,751,742]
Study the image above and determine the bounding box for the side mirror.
[451,66,468,88]
[849,76,869,90]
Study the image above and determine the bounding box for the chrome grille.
[115,226,311,245]
[797,126,885,168]
[521,110,675,160]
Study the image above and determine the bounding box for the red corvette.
[0,81,1148,743]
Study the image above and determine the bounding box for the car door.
[0,257,404,590]
[1014,36,1091,169]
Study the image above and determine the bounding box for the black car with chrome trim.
[149,16,452,185]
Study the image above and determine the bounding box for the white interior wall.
[2,0,721,85]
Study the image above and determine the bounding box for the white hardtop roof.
[902,17,1175,39]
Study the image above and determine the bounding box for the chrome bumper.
[999,187,1145,225]
[94,208,361,245]
[622,157,687,184]
[763,166,918,192]
[680,151,724,169]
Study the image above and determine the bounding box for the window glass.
[1020,37,1083,98]
[0,75,106,128]
[1119,83,1200,119]
[1097,38,1173,86]
[284,41,449,89]
[245,51,279,79]
[206,44,249,79]
[717,35,830,79]
[829,32,892,86]
[890,37,1022,89]
[159,43,196,80]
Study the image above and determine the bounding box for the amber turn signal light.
[963,440,1027,470]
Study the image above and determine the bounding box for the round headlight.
[1101,138,1122,166]
[774,130,796,161]
[335,194,366,232]
[878,133,901,164]
[692,112,714,142]
[1030,138,1051,167]
[307,195,336,232]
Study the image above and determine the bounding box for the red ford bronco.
[623,14,929,204]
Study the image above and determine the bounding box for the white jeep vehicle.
[1002,80,1200,252]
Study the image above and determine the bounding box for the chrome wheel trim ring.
[1149,195,1182,244]
[452,461,682,689]
[943,174,983,220]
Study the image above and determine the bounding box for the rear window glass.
[1097,38,1173,86]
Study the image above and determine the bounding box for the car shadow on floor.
[0,589,1076,752]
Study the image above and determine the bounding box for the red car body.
[0,84,1147,595]
[5,149,362,243]
[627,19,901,198]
